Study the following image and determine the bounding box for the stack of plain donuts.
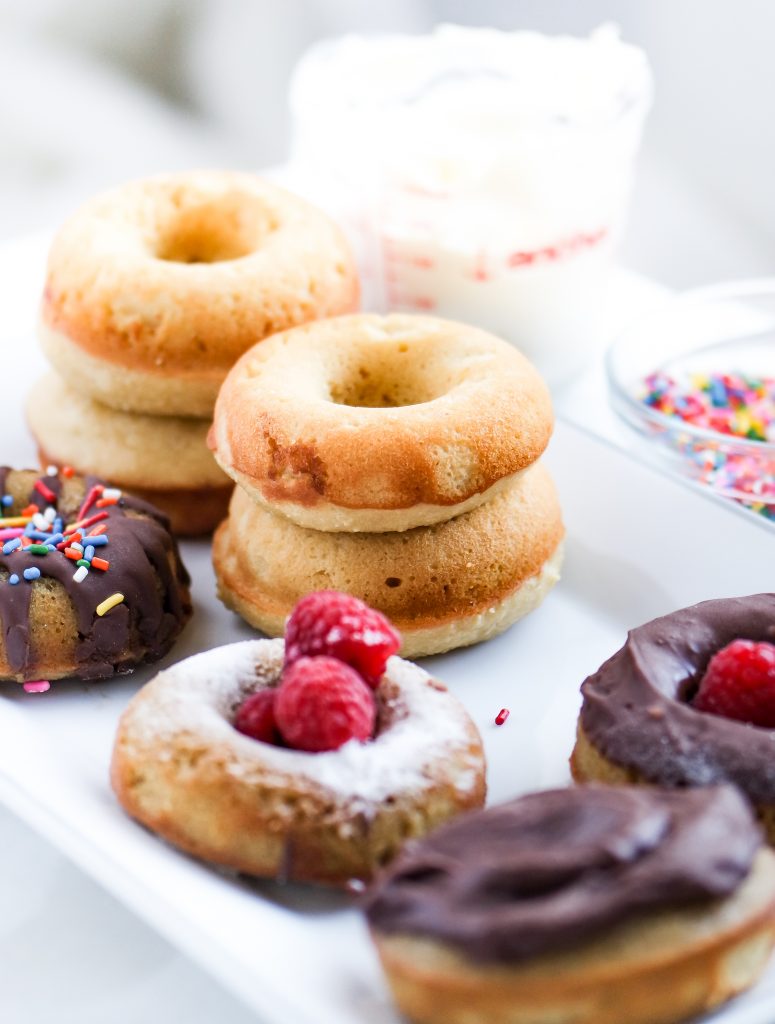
[210,312,565,656]
[27,170,359,535]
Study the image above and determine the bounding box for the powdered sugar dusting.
[122,639,482,807]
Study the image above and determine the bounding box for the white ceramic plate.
[1,238,775,1024]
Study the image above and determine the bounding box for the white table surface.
[0,235,685,1024]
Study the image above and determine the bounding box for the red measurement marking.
[507,250,538,268]
[495,708,510,726]
[472,250,491,282]
[411,255,435,269]
[506,227,608,270]
[412,296,436,311]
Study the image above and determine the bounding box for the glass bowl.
[606,280,775,522]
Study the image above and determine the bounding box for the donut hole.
[679,675,703,704]
[328,345,456,408]
[155,194,278,264]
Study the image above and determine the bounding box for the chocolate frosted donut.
[368,786,757,960]
[0,467,191,683]
[572,594,775,837]
[366,785,775,1024]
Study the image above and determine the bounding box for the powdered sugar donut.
[110,638,486,885]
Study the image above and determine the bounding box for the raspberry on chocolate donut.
[572,593,775,842]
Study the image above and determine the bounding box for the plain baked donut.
[27,373,232,536]
[209,313,553,532]
[110,638,486,885]
[39,170,359,417]
[212,462,564,657]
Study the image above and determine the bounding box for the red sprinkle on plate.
[23,680,51,694]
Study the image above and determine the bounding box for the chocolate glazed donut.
[366,786,758,962]
[0,467,191,682]
[573,594,775,808]
[365,785,775,1024]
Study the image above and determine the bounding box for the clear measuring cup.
[289,25,652,387]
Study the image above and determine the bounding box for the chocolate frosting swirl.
[0,467,191,680]
[579,594,775,802]
[365,785,760,963]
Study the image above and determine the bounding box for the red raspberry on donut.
[284,591,400,689]
[234,689,280,745]
[275,656,377,752]
[693,639,775,727]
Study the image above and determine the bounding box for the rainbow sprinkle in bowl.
[607,280,775,522]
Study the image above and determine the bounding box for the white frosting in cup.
[289,25,653,385]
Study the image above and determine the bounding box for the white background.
[0,0,773,286]
[0,2,773,1021]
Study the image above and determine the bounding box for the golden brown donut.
[110,638,486,886]
[212,462,564,657]
[39,170,360,417]
[209,313,553,532]
[26,373,231,536]
[0,467,191,683]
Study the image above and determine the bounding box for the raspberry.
[693,639,775,727]
[274,656,376,752]
[284,590,400,688]
[234,689,279,745]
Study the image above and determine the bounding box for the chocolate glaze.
[0,468,191,681]
[365,785,760,964]
[579,595,775,803]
